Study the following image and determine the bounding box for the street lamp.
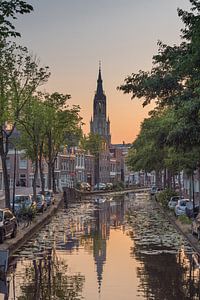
[12,147,17,213]
[8,140,17,213]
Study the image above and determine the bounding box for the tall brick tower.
[90,64,111,146]
[90,64,111,184]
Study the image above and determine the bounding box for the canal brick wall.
[0,193,63,257]
[153,196,200,255]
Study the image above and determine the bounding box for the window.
[6,158,11,169]
[19,174,26,187]
[19,157,27,169]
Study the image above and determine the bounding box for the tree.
[119,0,200,190]
[16,97,47,201]
[43,92,82,192]
[0,42,50,207]
[0,0,33,39]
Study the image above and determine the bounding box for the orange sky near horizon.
[15,0,191,144]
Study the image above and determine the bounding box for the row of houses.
[0,143,136,194]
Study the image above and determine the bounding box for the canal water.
[1,192,200,300]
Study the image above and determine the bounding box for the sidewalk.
[0,193,63,257]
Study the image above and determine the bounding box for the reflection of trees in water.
[135,251,194,300]
[126,202,200,300]
[17,249,85,300]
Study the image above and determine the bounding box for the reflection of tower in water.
[93,206,108,293]
[92,197,126,293]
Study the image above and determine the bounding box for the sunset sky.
[15,0,191,144]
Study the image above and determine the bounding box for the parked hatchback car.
[186,201,199,218]
[80,182,91,192]
[106,183,113,190]
[38,190,54,206]
[31,194,47,212]
[10,194,32,214]
[0,208,17,243]
[168,196,182,210]
[175,199,190,216]
[94,183,107,190]
[150,186,158,195]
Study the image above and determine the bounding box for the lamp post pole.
[12,147,17,213]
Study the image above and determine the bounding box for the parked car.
[94,183,107,190]
[80,182,91,192]
[31,194,47,212]
[38,190,54,206]
[192,213,200,239]
[106,182,113,190]
[186,201,199,218]
[0,208,17,243]
[168,196,182,210]
[150,186,158,195]
[10,194,32,214]
[175,199,190,216]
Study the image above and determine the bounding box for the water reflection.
[3,192,200,299]
[126,194,200,299]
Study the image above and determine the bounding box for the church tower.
[90,64,111,145]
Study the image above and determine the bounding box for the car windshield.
[172,197,179,201]
[44,191,51,196]
[14,196,29,204]
[31,195,43,202]
[0,210,3,222]
[180,200,186,206]
[171,198,178,202]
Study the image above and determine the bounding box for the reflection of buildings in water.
[8,247,85,299]
[0,278,9,300]
[55,197,128,294]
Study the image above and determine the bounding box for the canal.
[1,192,200,300]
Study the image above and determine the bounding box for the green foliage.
[119,1,200,175]
[18,205,37,220]
[76,182,81,189]
[113,181,124,191]
[156,189,178,208]
[80,133,104,157]
[178,215,192,225]
[0,0,33,38]
[0,42,50,130]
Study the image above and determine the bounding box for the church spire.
[96,61,103,95]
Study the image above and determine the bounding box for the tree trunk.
[155,170,160,187]
[178,172,182,196]
[167,170,172,190]
[47,132,52,190]
[172,174,176,190]
[48,161,52,190]
[39,145,45,194]
[0,136,10,208]
[52,163,56,193]
[32,157,38,201]
[191,172,195,214]
[163,168,167,189]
